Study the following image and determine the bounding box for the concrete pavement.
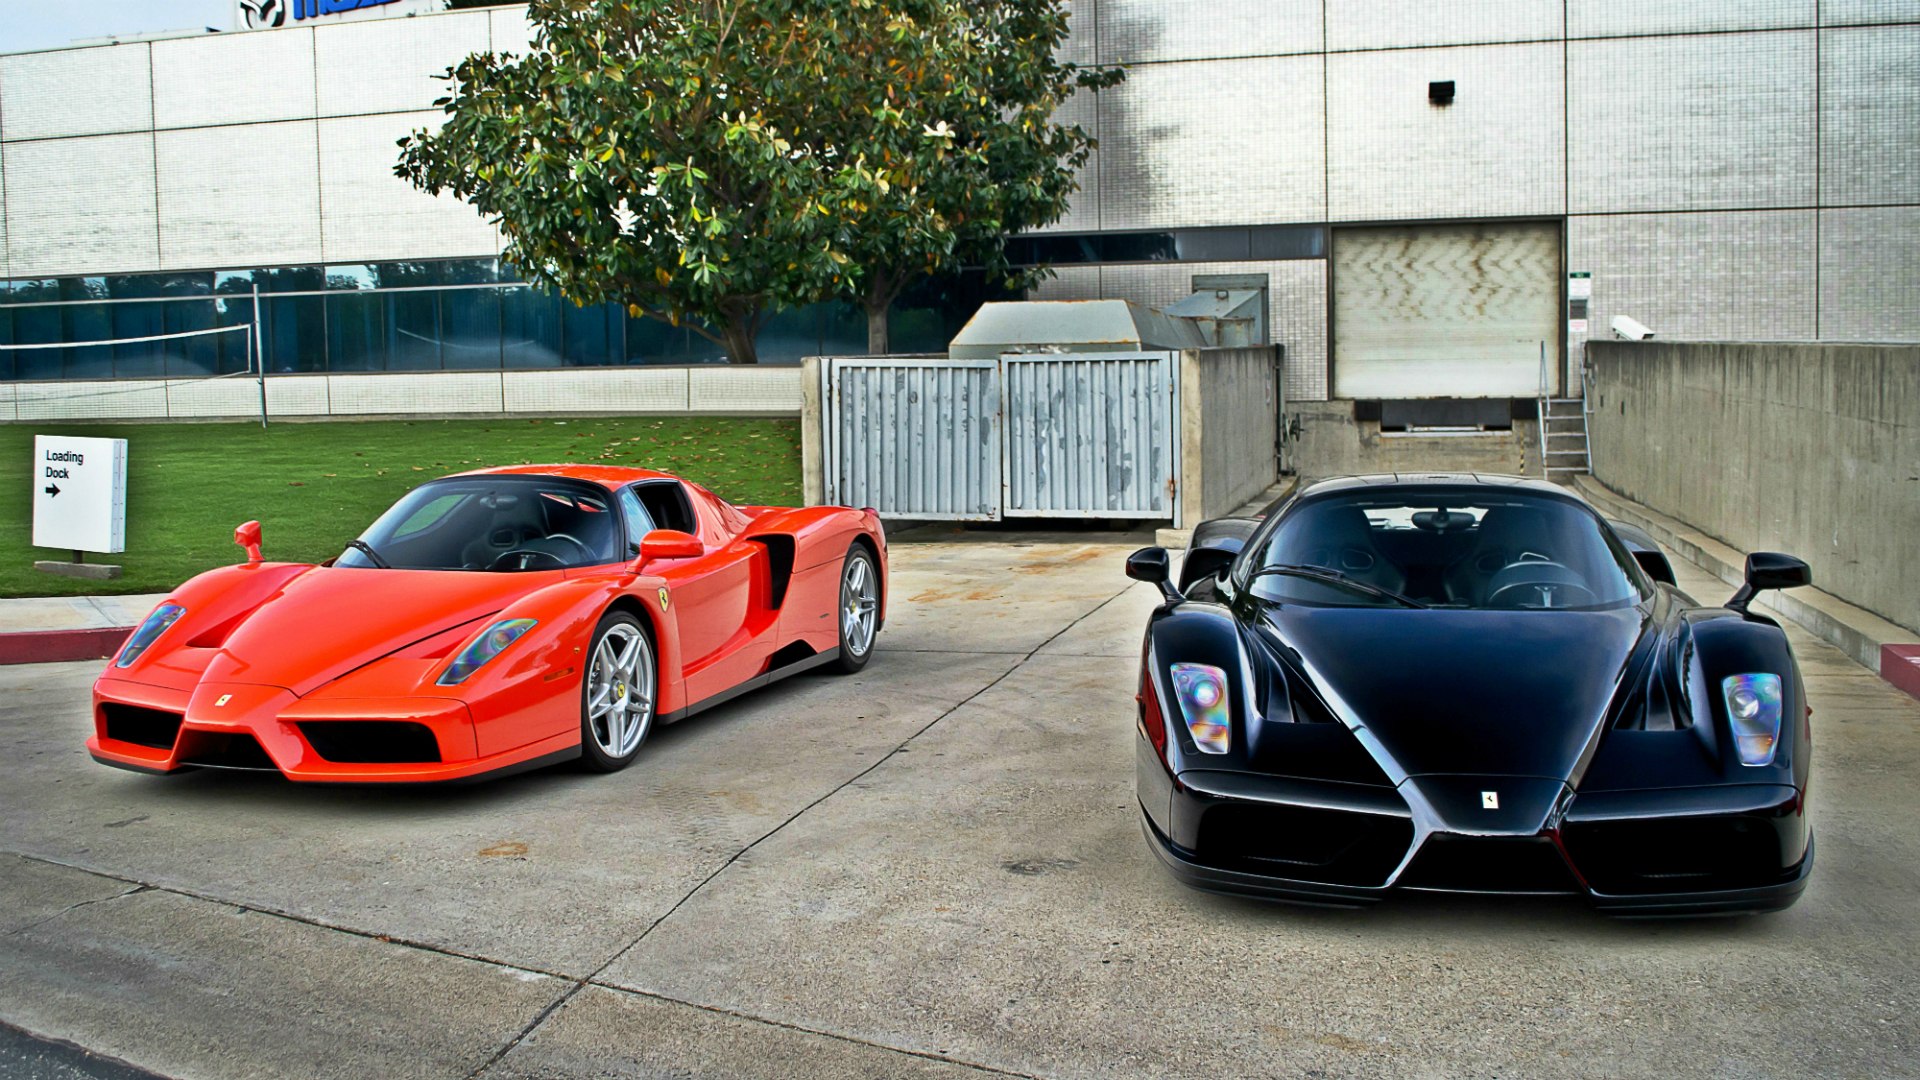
[0,539,1916,1078]
[0,595,164,636]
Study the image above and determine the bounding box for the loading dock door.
[1332,221,1560,399]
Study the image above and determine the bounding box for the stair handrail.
[1536,342,1550,473]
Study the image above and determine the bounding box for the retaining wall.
[0,366,804,422]
[1587,340,1920,635]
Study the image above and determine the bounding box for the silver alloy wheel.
[586,622,654,758]
[841,552,879,658]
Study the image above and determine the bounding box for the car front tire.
[580,611,656,772]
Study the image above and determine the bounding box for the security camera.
[1611,315,1655,340]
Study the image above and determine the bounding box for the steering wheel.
[1485,561,1599,609]
[543,533,592,560]
[488,548,570,571]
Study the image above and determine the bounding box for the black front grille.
[176,732,278,771]
[101,703,183,750]
[1396,836,1582,894]
[1562,815,1803,895]
[296,721,442,764]
[1195,802,1414,888]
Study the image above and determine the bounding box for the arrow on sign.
[43,484,60,498]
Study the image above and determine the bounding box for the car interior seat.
[1292,505,1408,594]
[1443,507,1556,606]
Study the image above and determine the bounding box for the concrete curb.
[1572,475,1918,689]
[0,627,129,666]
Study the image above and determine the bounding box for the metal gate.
[823,352,1179,523]
[1001,352,1177,518]
[823,358,1001,520]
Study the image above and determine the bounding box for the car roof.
[449,464,682,491]
[1295,472,1582,502]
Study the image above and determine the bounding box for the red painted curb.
[0,627,131,666]
[1883,645,1920,703]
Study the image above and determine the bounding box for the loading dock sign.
[32,436,127,554]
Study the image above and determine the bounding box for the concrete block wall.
[0,367,802,423]
[1180,346,1280,524]
[1587,340,1920,635]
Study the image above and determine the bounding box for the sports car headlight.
[115,604,184,668]
[1722,673,1783,766]
[1170,663,1231,754]
[438,619,537,686]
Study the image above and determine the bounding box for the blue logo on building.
[290,0,405,19]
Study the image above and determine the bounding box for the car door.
[623,481,769,705]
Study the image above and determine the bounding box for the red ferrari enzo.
[88,466,886,782]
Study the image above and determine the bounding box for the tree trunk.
[865,299,890,356]
[864,272,900,355]
[721,316,759,365]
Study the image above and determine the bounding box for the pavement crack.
[591,984,1045,1079]
[464,981,587,1080]
[5,883,147,937]
[607,583,1133,958]
[0,851,576,981]
[469,584,1134,1077]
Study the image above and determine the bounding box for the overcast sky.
[0,0,232,54]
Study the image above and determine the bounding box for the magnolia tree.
[398,0,1114,363]
[823,2,1121,353]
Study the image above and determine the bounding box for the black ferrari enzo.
[1126,474,1815,915]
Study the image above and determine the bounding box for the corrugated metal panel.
[1001,352,1178,521]
[825,359,1001,521]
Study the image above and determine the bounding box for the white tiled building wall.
[0,5,530,280]
[3,133,160,276]
[1567,31,1817,213]
[1325,0,1563,50]
[156,122,324,269]
[1037,0,1920,398]
[1326,41,1564,221]
[1095,54,1327,229]
[0,1,1915,397]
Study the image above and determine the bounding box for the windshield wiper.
[1247,564,1429,609]
[343,539,390,569]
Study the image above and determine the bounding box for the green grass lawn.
[4,416,800,598]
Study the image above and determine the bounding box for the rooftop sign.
[236,0,448,31]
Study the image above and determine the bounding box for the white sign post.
[32,435,128,580]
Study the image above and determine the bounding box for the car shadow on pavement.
[1200,885,1787,942]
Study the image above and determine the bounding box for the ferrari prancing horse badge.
[658,587,670,612]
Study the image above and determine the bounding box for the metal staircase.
[1537,351,1592,478]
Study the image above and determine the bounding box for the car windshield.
[336,476,622,572]
[1244,488,1644,610]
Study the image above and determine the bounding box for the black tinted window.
[1250,490,1642,610]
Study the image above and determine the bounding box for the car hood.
[1260,605,1648,782]
[202,566,555,696]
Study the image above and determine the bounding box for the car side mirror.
[1726,552,1811,614]
[631,529,703,571]
[1126,547,1182,604]
[234,520,263,564]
